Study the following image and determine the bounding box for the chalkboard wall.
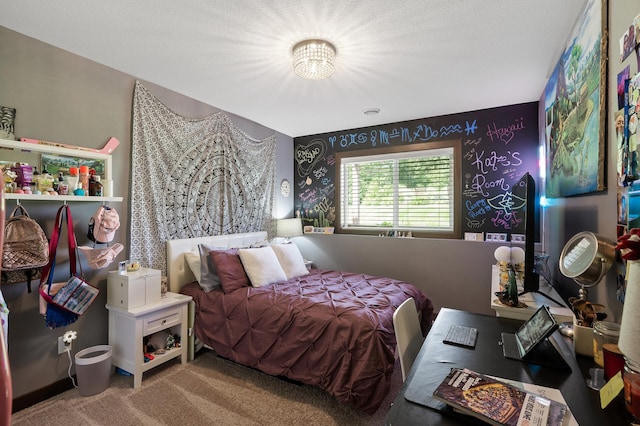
[293,102,540,239]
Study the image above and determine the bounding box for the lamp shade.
[619,262,640,363]
[277,218,303,239]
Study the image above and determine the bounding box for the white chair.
[393,297,424,381]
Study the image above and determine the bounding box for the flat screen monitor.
[510,172,539,295]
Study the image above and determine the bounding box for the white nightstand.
[106,292,192,388]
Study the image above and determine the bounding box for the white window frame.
[335,140,461,238]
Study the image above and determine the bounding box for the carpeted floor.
[10,350,401,425]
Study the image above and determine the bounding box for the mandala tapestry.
[130,81,276,274]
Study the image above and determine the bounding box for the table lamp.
[276,218,303,242]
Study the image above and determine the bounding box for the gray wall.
[294,235,502,316]
[0,26,292,399]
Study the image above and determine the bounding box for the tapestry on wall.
[130,81,276,274]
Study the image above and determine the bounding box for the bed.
[167,231,434,414]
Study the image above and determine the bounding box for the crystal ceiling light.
[292,39,336,80]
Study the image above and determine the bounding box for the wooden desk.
[384,308,629,426]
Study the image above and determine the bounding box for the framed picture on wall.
[542,0,608,198]
[41,154,105,178]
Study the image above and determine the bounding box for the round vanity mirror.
[559,231,615,299]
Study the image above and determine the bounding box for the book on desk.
[432,368,569,426]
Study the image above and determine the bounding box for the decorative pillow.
[184,251,201,282]
[210,248,250,293]
[198,243,224,292]
[238,246,287,288]
[271,243,309,280]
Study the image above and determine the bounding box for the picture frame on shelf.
[41,154,105,177]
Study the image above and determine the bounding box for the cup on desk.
[573,317,595,357]
[603,343,625,381]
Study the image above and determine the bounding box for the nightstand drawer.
[143,307,181,335]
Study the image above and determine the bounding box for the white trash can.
[75,345,112,396]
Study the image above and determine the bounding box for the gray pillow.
[198,243,225,292]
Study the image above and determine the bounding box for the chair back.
[393,297,423,381]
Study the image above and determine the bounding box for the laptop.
[501,305,570,370]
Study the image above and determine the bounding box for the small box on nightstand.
[107,267,161,309]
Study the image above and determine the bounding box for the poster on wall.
[543,0,608,198]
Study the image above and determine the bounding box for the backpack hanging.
[2,204,49,292]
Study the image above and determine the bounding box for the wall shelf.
[0,138,113,161]
[0,137,122,202]
[4,194,122,202]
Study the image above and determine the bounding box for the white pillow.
[271,243,309,279]
[184,251,201,282]
[238,246,287,288]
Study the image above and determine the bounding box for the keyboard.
[443,324,478,348]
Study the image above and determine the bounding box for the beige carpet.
[10,350,400,425]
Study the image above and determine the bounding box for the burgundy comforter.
[181,269,433,414]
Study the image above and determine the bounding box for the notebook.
[501,305,570,370]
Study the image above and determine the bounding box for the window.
[336,141,460,238]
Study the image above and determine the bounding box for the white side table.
[106,292,192,388]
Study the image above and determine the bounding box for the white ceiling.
[0,1,586,138]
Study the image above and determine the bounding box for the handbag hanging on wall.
[39,205,99,329]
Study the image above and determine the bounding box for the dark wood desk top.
[385,308,630,426]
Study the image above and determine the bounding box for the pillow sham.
[270,243,309,280]
[198,243,224,292]
[210,248,250,293]
[183,251,201,283]
[238,246,287,288]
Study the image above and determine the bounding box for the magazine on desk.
[432,368,568,426]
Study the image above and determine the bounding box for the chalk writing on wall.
[293,102,540,238]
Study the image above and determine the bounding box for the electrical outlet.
[57,336,69,355]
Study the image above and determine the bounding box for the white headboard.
[166,231,268,292]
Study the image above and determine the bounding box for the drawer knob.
[162,320,167,325]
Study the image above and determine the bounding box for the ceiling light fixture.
[292,39,336,80]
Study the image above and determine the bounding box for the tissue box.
[107,267,161,309]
